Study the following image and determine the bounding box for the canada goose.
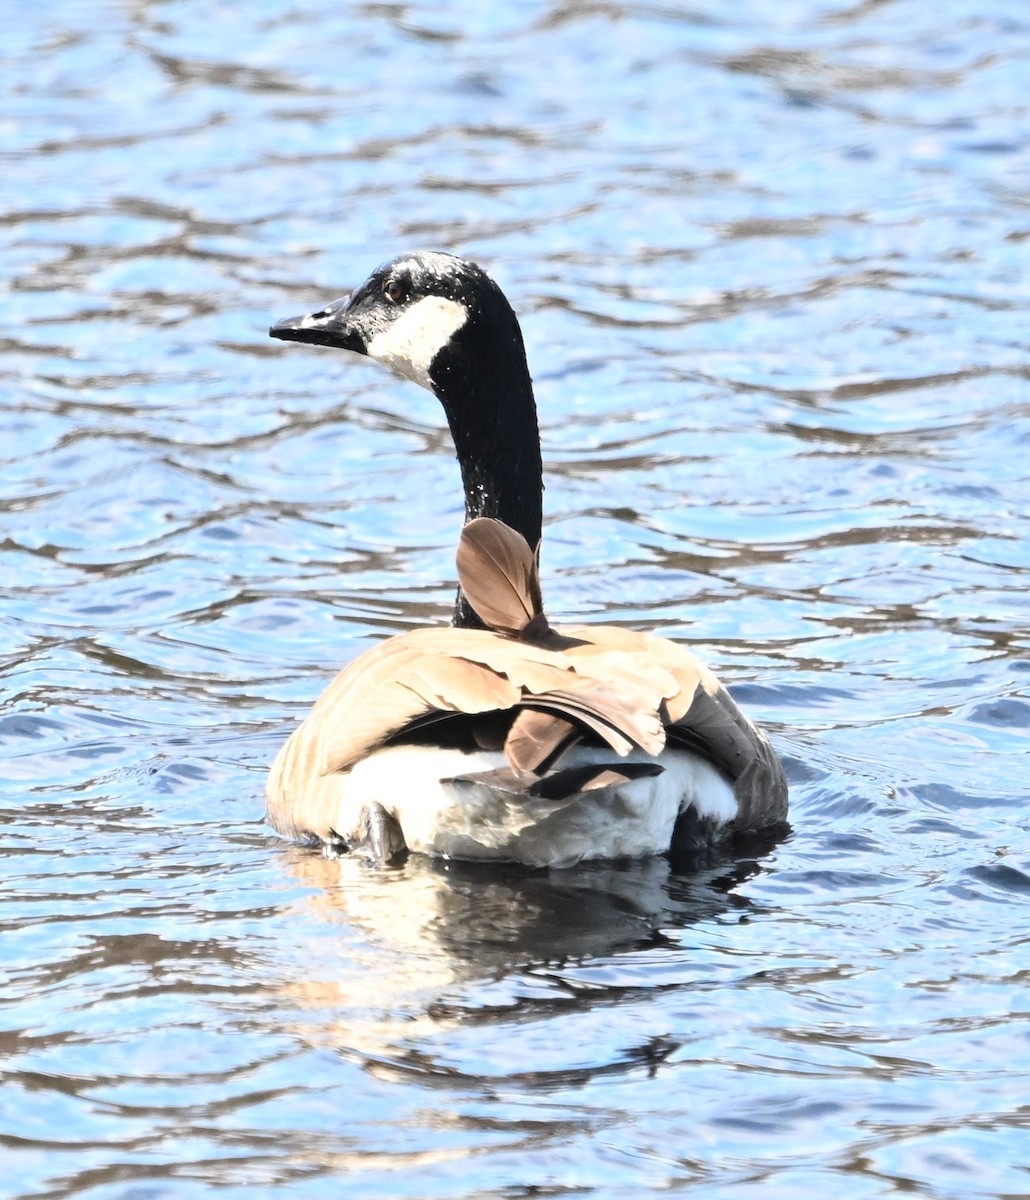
[267,251,787,867]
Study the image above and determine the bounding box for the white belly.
[340,743,737,868]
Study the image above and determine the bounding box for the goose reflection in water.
[270,838,783,1071]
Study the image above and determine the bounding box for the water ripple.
[3,0,1030,1197]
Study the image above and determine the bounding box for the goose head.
[271,250,530,396]
[271,251,544,626]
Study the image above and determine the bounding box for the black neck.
[430,318,543,629]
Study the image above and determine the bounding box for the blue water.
[2,2,1029,1196]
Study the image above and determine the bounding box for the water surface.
[2,2,1029,1197]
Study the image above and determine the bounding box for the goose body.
[267,252,787,867]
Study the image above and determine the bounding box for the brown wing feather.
[559,623,788,830]
[505,709,580,774]
[513,682,665,758]
[455,517,543,637]
[318,640,521,776]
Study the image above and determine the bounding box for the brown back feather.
[456,518,544,637]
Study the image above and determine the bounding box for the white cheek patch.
[366,296,468,391]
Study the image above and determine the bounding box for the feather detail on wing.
[555,623,788,831]
[456,517,544,638]
[277,626,673,783]
[504,709,580,774]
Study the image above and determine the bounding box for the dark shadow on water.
[280,828,787,972]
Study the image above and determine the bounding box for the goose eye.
[384,279,406,304]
